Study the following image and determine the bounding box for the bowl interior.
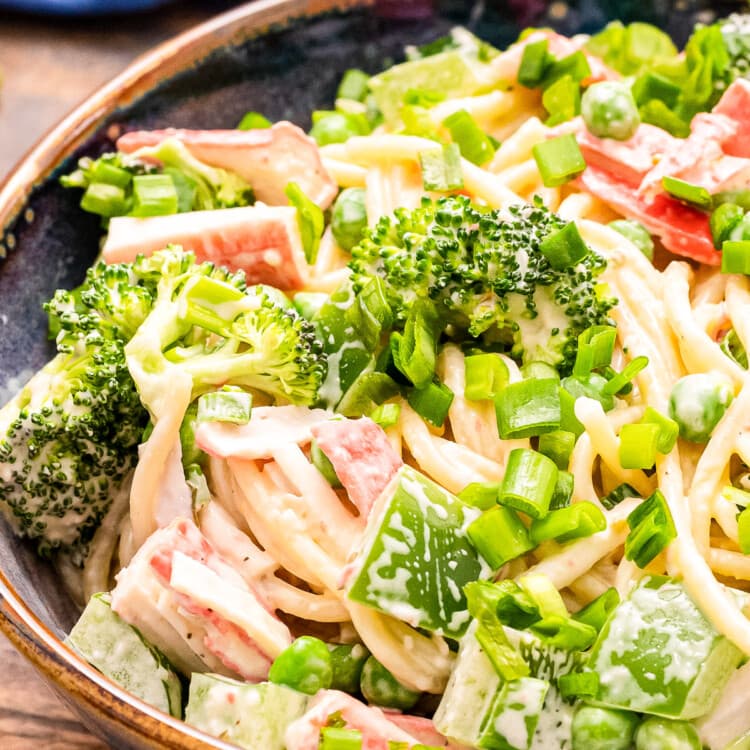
[0,0,742,738]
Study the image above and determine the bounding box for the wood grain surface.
[0,3,236,746]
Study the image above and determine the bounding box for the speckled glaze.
[0,0,743,747]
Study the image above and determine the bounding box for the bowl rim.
[0,0,368,745]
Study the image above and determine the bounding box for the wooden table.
[0,4,236,745]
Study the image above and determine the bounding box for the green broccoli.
[60,138,253,222]
[0,261,153,555]
[349,195,615,373]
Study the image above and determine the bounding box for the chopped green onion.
[538,430,576,470]
[131,174,178,217]
[638,99,690,138]
[558,671,600,699]
[540,221,589,271]
[178,274,247,335]
[320,726,363,750]
[458,482,501,511]
[543,74,581,126]
[517,572,568,619]
[713,189,750,211]
[619,422,660,469]
[601,355,649,396]
[490,580,541,630]
[600,482,640,511]
[662,176,712,209]
[353,276,393,345]
[573,587,620,631]
[573,325,617,377]
[407,381,454,427]
[531,615,597,651]
[391,300,440,388]
[559,386,585,437]
[237,111,272,130]
[722,240,750,275]
[90,160,133,188]
[640,406,679,454]
[562,373,615,412]
[722,485,750,508]
[710,203,744,249]
[530,501,606,544]
[400,105,441,140]
[403,88,445,107]
[80,182,129,217]
[624,489,677,568]
[738,508,750,554]
[518,39,551,87]
[197,389,253,425]
[608,219,655,261]
[311,438,342,488]
[286,181,324,264]
[541,51,592,88]
[442,109,496,166]
[369,403,400,429]
[186,464,211,509]
[310,110,369,145]
[721,329,748,369]
[550,470,575,510]
[468,506,534,569]
[337,68,370,102]
[419,143,464,192]
[521,361,560,381]
[465,582,530,681]
[464,353,509,401]
[632,71,681,108]
[532,134,586,188]
[337,371,400,418]
[495,378,561,439]
[499,448,558,519]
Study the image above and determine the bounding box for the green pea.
[332,187,368,251]
[360,655,420,709]
[268,636,333,695]
[581,81,640,141]
[669,372,734,443]
[310,112,364,146]
[571,705,639,750]
[328,642,370,693]
[634,717,701,750]
[609,219,655,261]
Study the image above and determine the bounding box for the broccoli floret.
[0,261,153,555]
[349,195,615,373]
[60,138,253,221]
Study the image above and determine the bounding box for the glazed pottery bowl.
[0,0,742,747]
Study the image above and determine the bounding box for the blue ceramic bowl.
[0,0,742,747]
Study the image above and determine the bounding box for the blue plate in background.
[0,0,175,14]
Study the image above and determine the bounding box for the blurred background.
[0,0,743,746]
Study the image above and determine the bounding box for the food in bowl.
[3,12,750,750]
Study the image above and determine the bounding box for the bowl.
[0,0,740,747]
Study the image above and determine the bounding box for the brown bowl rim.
[0,0,368,745]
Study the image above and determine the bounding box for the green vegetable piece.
[464,352,510,401]
[624,489,677,568]
[609,219,655,261]
[332,187,368,251]
[586,21,677,76]
[311,437,342,487]
[558,671,599,700]
[573,325,617,378]
[66,593,182,717]
[337,371,400,418]
[391,298,440,388]
[468,505,534,569]
[562,373,615,412]
[668,372,734,443]
[293,291,328,320]
[619,422,660,470]
[347,465,489,636]
[663,176,712,209]
[571,705,639,750]
[443,109,496,166]
[458,482,501,511]
[738,507,750,554]
[710,203,744,249]
[632,71,681,108]
[286,181,325,264]
[80,182,128,217]
[237,111,272,129]
[722,240,750,275]
[538,430,576,470]
[530,501,606,545]
[360,656,420,710]
[518,39,551,87]
[197,388,252,425]
[542,51,591,88]
[521,361,560,381]
[310,110,367,145]
[559,385,585,437]
[90,159,133,188]
[550,470,574,510]
[419,143,464,192]
[639,99,690,138]
[533,134,586,187]
[321,727,363,750]
[582,81,640,141]
[602,356,649,397]
[495,378,562,439]
[369,402,401,429]
[338,68,370,102]
[268,636,333,695]
[499,448,558,520]
[328,643,370,694]
[641,406,679,454]
[407,380,454,427]
[634,717,701,750]
[573,587,620,632]
[185,675,308,750]
[131,173,179,217]
[540,221,589,271]
[543,74,581,126]
[589,575,743,718]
